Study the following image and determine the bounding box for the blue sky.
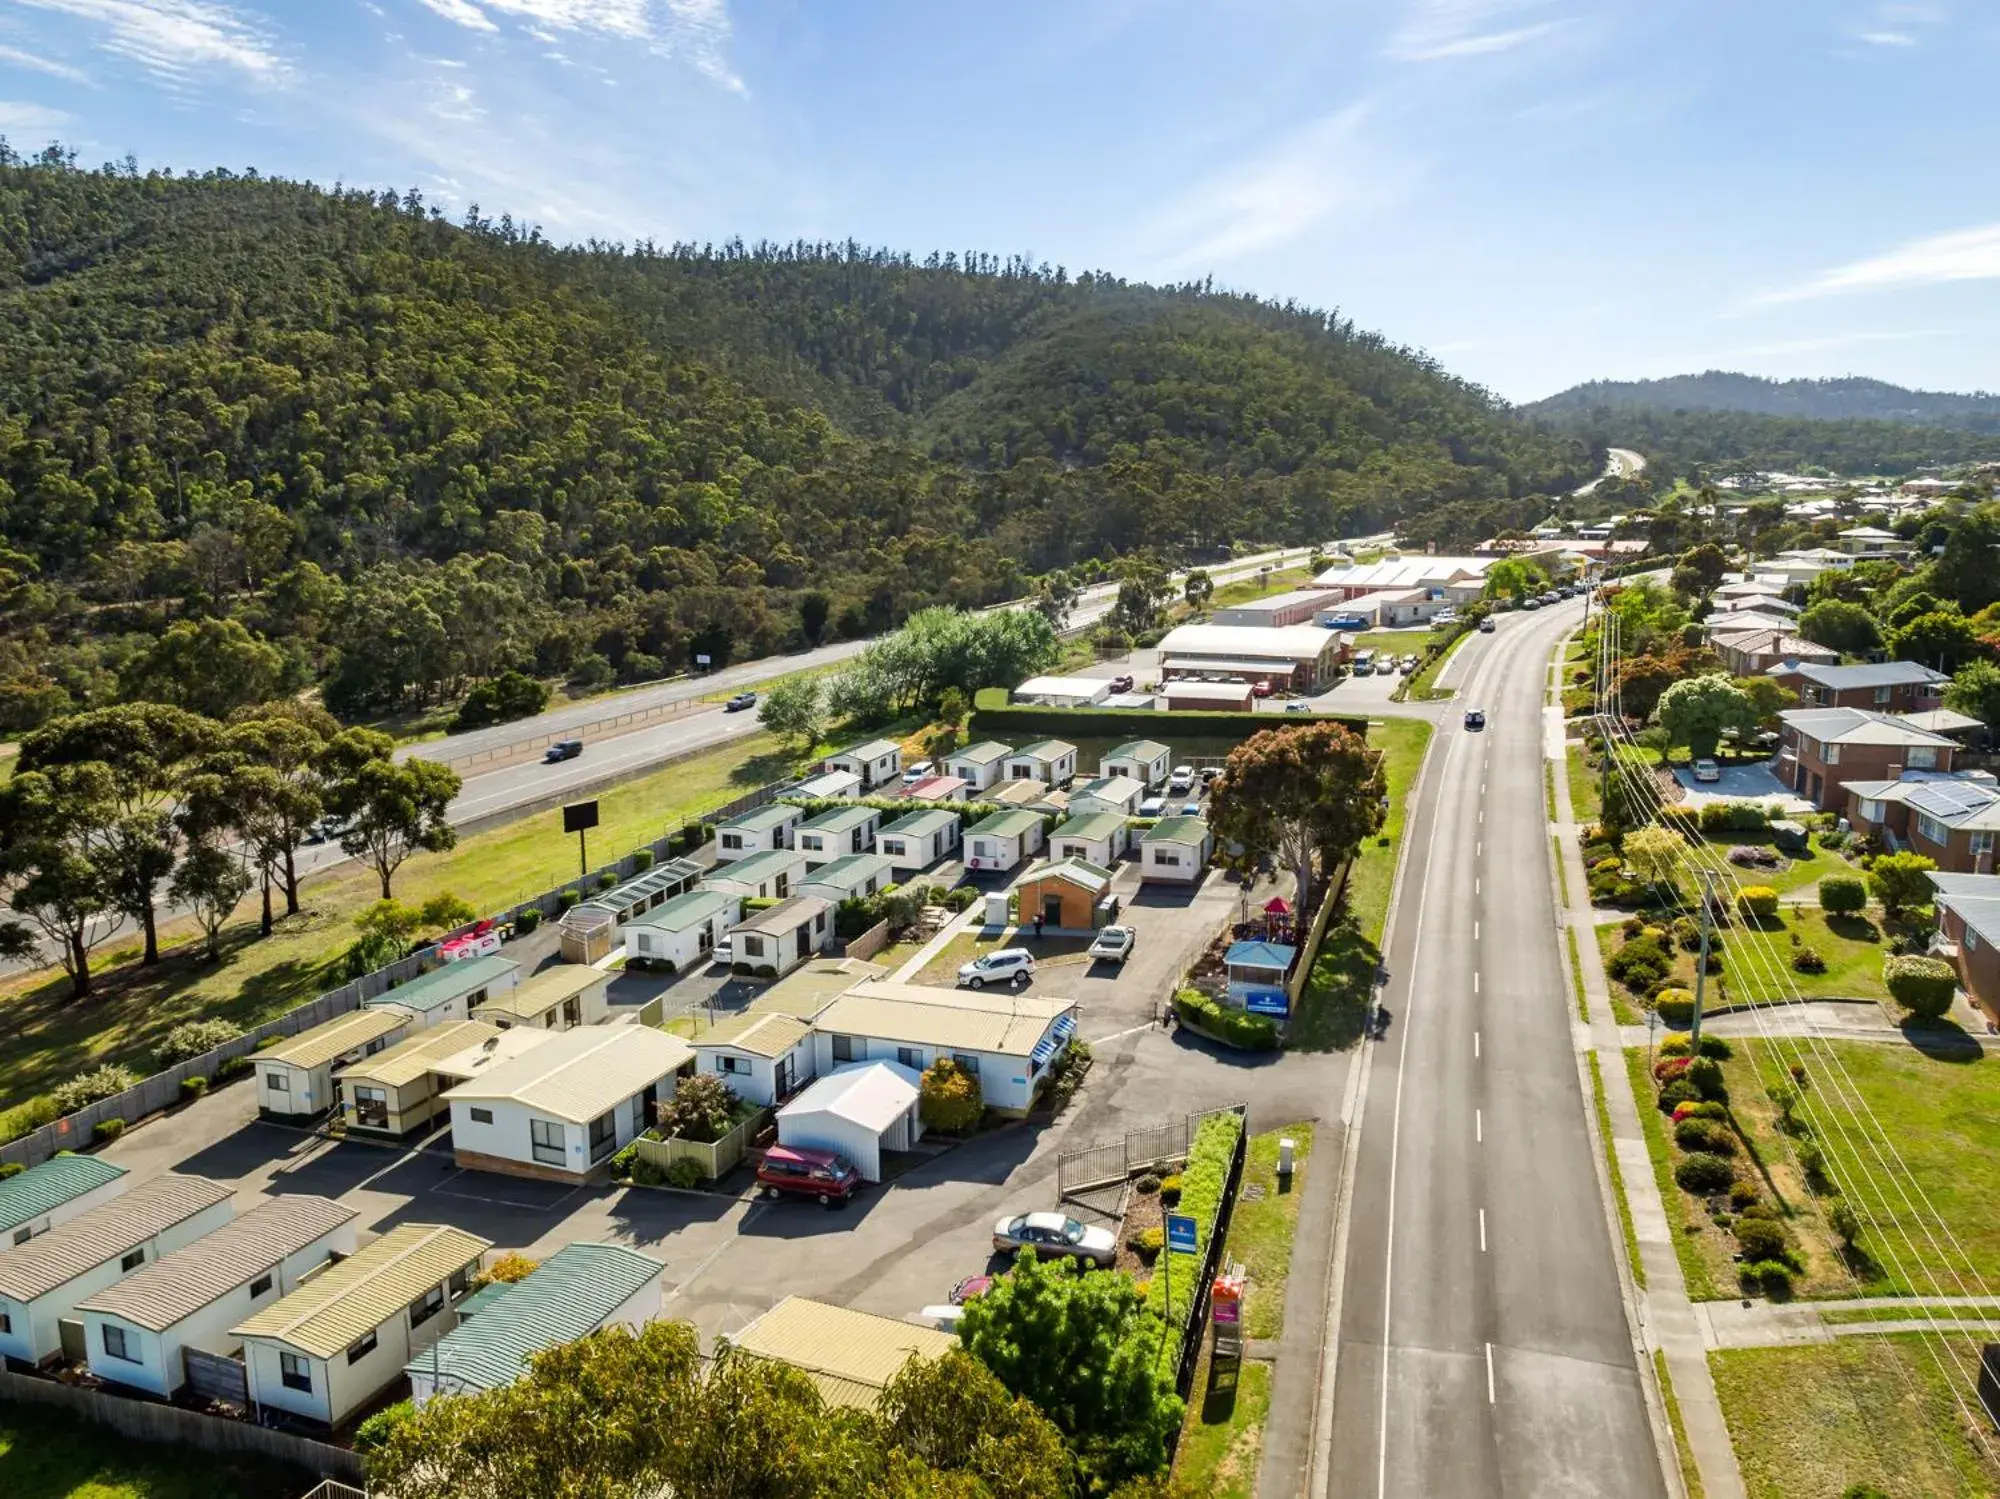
[1,0,1994,402]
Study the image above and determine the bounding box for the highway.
[1324,597,1666,1499]
[1573,447,1646,496]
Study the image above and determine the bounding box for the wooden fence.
[633,1106,770,1182]
[840,919,893,962]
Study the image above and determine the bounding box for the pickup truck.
[1088,925,1135,967]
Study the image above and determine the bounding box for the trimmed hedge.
[1883,955,1957,1020]
[1161,1110,1245,1328]
[1734,885,1779,919]
[1818,874,1866,915]
[515,906,542,933]
[1173,989,1281,1050]
[1674,1151,1735,1193]
[1698,800,1771,833]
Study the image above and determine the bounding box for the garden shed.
[775,1061,923,1182]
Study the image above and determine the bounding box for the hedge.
[1161,1110,1245,1329]
[1734,885,1779,920]
[1674,1151,1735,1194]
[1818,874,1867,915]
[969,702,1368,743]
[1698,800,1772,834]
[1173,989,1281,1050]
[1883,955,1957,1020]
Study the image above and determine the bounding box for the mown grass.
[0,1406,309,1499]
[1592,1053,1645,1290]
[1230,1124,1316,1340]
[1594,906,1892,1011]
[1171,1356,1271,1499]
[1653,1350,1704,1498]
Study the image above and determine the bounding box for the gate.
[183,1347,250,1408]
[1055,1104,1242,1200]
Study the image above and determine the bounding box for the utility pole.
[1690,868,1716,1050]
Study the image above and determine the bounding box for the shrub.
[354,1400,416,1454]
[1658,1079,1699,1111]
[1743,1259,1795,1297]
[1729,1180,1761,1210]
[1696,1035,1732,1060]
[254,1034,284,1051]
[1797,1139,1830,1189]
[1687,1057,1727,1101]
[1134,1174,1162,1196]
[92,1117,126,1144]
[631,848,655,872]
[919,1058,983,1135]
[1658,1035,1692,1058]
[0,1162,23,1180]
[1734,1215,1789,1262]
[1671,1100,1702,1122]
[1173,989,1281,1050]
[1818,874,1866,915]
[178,1076,209,1104]
[662,1073,738,1143]
[597,872,618,891]
[155,1018,244,1068]
[1601,859,1631,878]
[1674,1152,1736,1194]
[480,1251,538,1286]
[1654,1055,1691,1082]
[1670,916,1701,949]
[1620,913,1646,937]
[1791,945,1825,973]
[514,906,541,933]
[1734,886,1779,920]
[1699,800,1767,833]
[555,889,580,913]
[1653,988,1696,1028]
[1159,1173,1182,1204]
[1674,1117,1735,1155]
[51,1063,139,1116]
[1607,937,1671,990]
[1883,955,1956,1020]
[665,1157,705,1190]
[1828,1198,1861,1246]
[608,1143,637,1179]
[1129,1226,1164,1262]
[630,1154,667,1187]
[214,1055,251,1084]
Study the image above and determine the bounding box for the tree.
[799,589,832,645]
[1731,675,1797,730]
[661,1072,736,1142]
[876,1349,1074,1499]
[1108,557,1172,635]
[321,729,460,899]
[958,1245,1182,1487]
[169,838,251,961]
[919,1058,983,1134]
[1483,556,1545,601]
[1622,826,1687,892]
[1888,609,1988,674]
[0,761,121,997]
[1656,674,1756,760]
[1035,570,1079,630]
[1867,851,1937,918]
[1945,658,2000,731]
[1181,568,1213,612]
[759,674,827,755]
[1671,543,1728,597]
[123,617,285,719]
[230,701,338,912]
[1797,600,1881,656]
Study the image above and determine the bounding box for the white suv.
[958,949,1036,989]
[1168,765,1196,794]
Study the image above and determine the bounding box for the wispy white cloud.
[1845,1,1944,49]
[13,0,286,84]
[0,99,73,135]
[417,0,497,33]
[1758,222,2000,303]
[0,43,94,84]
[1386,0,1567,62]
[408,0,742,91]
[1856,29,1916,44]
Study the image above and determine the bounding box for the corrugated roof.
[816,981,1074,1057]
[703,849,806,889]
[950,741,1012,766]
[403,1242,663,1394]
[1052,811,1126,843]
[968,809,1042,838]
[985,781,1047,806]
[444,1026,694,1124]
[77,1196,356,1332]
[1787,660,1949,690]
[836,738,903,761]
[1071,775,1143,801]
[473,963,606,1020]
[1780,707,1956,747]
[0,1154,126,1234]
[1227,940,1298,970]
[260,1008,407,1070]
[694,1011,814,1059]
[233,1223,490,1359]
[628,889,735,931]
[1018,857,1114,895]
[367,955,521,1015]
[733,894,832,937]
[780,1061,918,1132]
[721,804,801,833]
[1104,740,1170,763]
[1012,740,1077,760]
[747,958,887,1021]
[1900,707,1983,734]
[1144,815,1210,844]
[801,854,896,894]
[877,808,957,838]
[0,1175,233,1303]
[797,806,877,834]
[730,1296,957,1407]
[340,1020,508,1090]
[1157,622,1347,658]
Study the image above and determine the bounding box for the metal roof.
[729,1296,957,1408]
[1227,940,1298,970]
[779,1060,920,1133]
[1052,811,1127,843]
[259,1008,407,1070]
[580,859,704,914]
[627,888,736,931]
[796,805,878,834]
[1930,872,2000,950]
[815,981,1074,1057]
[1162,681,1254,702]
[1012,740,1078,761]
[702,850,808,893]
[0,1175,232,1303]
[1157,622,1348,658]
[1018,857,1114,895]
[1071,775,1143,801]
[0,1154,126,1235]
[1899,707,1983,735]
[967,808,1042,838]
[950,741,1012,766]
[443,1026,694,1124]
[1104,740,1171,763]
[720,804,802,833]
[1784,661,1949,691]
[985,781,1048,806]
[694,1011,814,1060]
[1144,815,1210,844]
[367,955,520,1015]
[800,854,896,895]
[1779,707,1956,747]
[233,1223,490,1360]
[1014,675,1106,700]
[77,1196,356,1332]
[1030,1013,1078,1068]
[746,957,888,1020]
[877,808,958,837]
[403,1242,664,1395]
[835,738,903,762]
[473,963,607,1020]
[339,1020,509,1090]
[732,894,832,937]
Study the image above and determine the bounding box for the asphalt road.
[1326,597,1665,1499]
[1573,447,1647,496]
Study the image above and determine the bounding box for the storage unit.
[621,888,741,972]
[1140,815,1214,884]
[825,738,903,791]
[964,808,1045,874]
[714,805,803,861]
[810,981,1077,1116]
[1163,680,1254,711]
[1048,811,1129,867]
[234,1223,489,1429]
[903,774,970,804]
[791,769,863,801]
[775,1061,923,1182]
[729,1296,957,1409]
[794,806,883,866]
[692,1013,815,1106]
[407,1242,665,1407]
[873,808,962,872]
[1013,858,1115,931]
[254,1009,411,1122]
[471,964,612,1031]
[0,1174,235,1366]
[945,741,1012,791]
[1004,740,1078,787]
[445,1027,696,1184]
[1066,774,1145,818]
[1211,586,1341,628]
[729,896,835,979]
[701,847,809,902]
[78,1196,358,1398]
[337,1020,554,1139]
[799,853,897,907]
[366,954,521,1030]
[1099,740,1172,788]
[0,1154,128,1249]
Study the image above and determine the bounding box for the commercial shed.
[1012,675,1112,709]
[78,1195,358,1399]
[775,1061,922,1182]
[794,806,883,865]
[337,1020,553,1138]
[234,1223,489,1429]
[1163,680,1253,711]
[729,1296,957,1409]
[1210,586,1339,628]
[1014,858,1115,931]
[715,805,803,861]
[366,954,521,1030]
[622,888,741,972]
[873,808,962,872]
[254,1009,410,1121]
[471,963,612,1031]
[1005,740,1078,787]
[1049,811,1129,867]
[826,738,904,791]
[407,1242,664,1406]
[946,741,1012,791]
[1141,815,1213,884]
[0,1174,235,1366]
[799,853,897,906]
[702,847,808,901]
[729,895,835,979]
[693,1012,815,1106]
[964,808,1046,873]
[810,981,1077,1115]
[1,1154,127,1249]
[1156,621,1348,690]
[1100,740,1171,787]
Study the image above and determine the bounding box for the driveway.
[1669,759,1811,813]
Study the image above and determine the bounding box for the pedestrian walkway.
[1694,1296,2000,1350]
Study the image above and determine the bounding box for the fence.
[633,1106,770,1182]
[840,919,893,962]
[0,1369,365,1486]
[1056,1102,1245,1200]
[1285,857,1352,1009]
[1169,1110,1251,1402]
[429,692,707,771]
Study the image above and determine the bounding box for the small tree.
[1622,825,1687,892]
[919,1058,982,1134]
[1867,851,1937,918]
[662,1072,736,1142]
[1818,873,1867,915]
[1883,955,1956,1020]
[1657,674,1757,760]
[168,839,252,961]
[322,728,459,900]
[757,674,827,756]
[1182,568,1213,612]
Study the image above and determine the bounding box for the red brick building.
[1768,660,1949,713]
[1776,707,1956,812]
[1842,773,2000,872]
[1928,872,2000,1029]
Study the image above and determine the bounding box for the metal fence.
[429,693,707,771]
[1056,1103,1244,1200]
[1170,1111,1251,1402]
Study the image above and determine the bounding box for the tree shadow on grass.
[1900,1019,1984,1064]
[1285,915,1376,1053]
[729,748,803,788]
[1824,914,1884,944]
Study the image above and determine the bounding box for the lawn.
[1567,742,1601,824]
[1402,628,1472,701]
[0,731,801,1114]
[1701,832,1855,899]
[912,930,1094,988]
[1653,1351,1703,1499]
[1230,1124,1316,1340]
[1594,906,1892,1012]
[1171,1357,1271,1499]
[1712,1337,2000,1499]
[0,1407,311,1499]
[1204,566,1314,612]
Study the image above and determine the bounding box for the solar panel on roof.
[1905,780,1998,819]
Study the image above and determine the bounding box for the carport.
[775,1061,922,1182]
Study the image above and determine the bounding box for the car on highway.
[544,738,584,763]
[1692,758,1721,783]
[1463,708,1486,731]
[991,1212,1117,1268]
[1088,925,1135,966]
[304,815,351,845]
[1539,591,1561,606]
[959,949,1035,989]
[1478,617,1496,633]
[1401,654,1419,673]
[724,691,758,712]
[1168,765,1196,793]
[755,1144,862,1208]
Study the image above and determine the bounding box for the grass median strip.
[1567,925,1588,1024]
[1171,1358,1271,1499]
[1591,1053,1644,1290]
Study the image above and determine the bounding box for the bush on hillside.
[1734,886,1779,920]
[1674,1152,1735,1194]
[1883,955,1956,1020]
[51,1064,139,1117]
[154,1018,245,1068]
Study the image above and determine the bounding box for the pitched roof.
[473,963,606,1020]
[1930,872,2000,949]
[877,808,958,838]
[1070,775,1144,802]
[1144,815,1210,844]
[1156,622,1346,658]
[627,889,736,931]
[1019,856,1115,895]
[1052,811,1127,844]
[906,775,969,801]
[367,955,520,1015]
[815,981,1074,1057]
[729,1296,957,1409]
[1713,628,1836,660]
[233,1223,490,1359]
[719,804,801,834]
[339,1020,511,1090]
[985,781,1047,807]
[1104,739,1171,763]
[949,741,1012,766]
[1780,706,1957,748]
[1780,660,1949,691]
[259,1008,407,1070]
[0,1154,126,1235]
[801,854,896,893]
[0,1175,232,1303]
[703,848,806,886]
[1899,707,1983,735]
[77,1196,356,1332]
[1012,739,1077,761]
[780,1060,920,1133]
[732,894,832,936]
[444,1027,694,1123]
[694,1011,814,1059]
[967,808,1042,838]
[835,738,902,761]
[746,957,887,1020]
[1226,940,1298,970]
[796,806,878,835]
[403,1242,664,1394]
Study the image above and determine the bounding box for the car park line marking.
[1479,1208,1487,1252]
[1486,1342,1496,1403]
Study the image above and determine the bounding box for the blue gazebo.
[1225,939,1298,1018]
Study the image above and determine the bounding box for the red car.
[1251,679,1274,698]
[755,1144,862,1207]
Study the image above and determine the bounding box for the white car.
[959,949,1035,989]
[1088,925,1135,966]
[711,937,732,966]
[991,1211,1117,1267]
[1168,765,1196,794]
[901,761,933,786]
[1692,759,1721,783]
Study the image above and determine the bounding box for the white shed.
[254,1009,411,1121]
[1012,675,1112,709]
[1,1154,128,1249]
[946,741,1012,791]
[775,1061,923,1183]
[792,769,864,801]
[826,738,903,791]
[1141,815,1214,884]
[874,808,962,873]
[1066,775,1145,818]
[714,805,803,861]
[964,808,1046,874]
[701,847,809,902]
[1049,811,1129,867]
[622,888,741,972]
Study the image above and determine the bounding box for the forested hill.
[1527,371,2000,430]
[0,148,1588,732]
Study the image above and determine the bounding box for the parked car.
[992,1211,1117,1268]
[1199,767,1221,786]
[1692,759,1721,783]
[1251,679,1274,698]
[544,738,584,763]
[1478,618,1496,633]
[901,761,934,786]
[959,949,1036,989]
[1138,796,1168,818]
[1088,925,1135,966]
[1401,654,1419,673]
[711,937,732,967]
[950,1274,994,1304]
[1168,765,1196,793]
[1180,801,1201,817]
[1463,708,1487,731]
[1522,598,1542,611]
[1286,701,1312,713]
[1109,674,1135,693]
[755,1144,862,1207]
[724,692,757,712]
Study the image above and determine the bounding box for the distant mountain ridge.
[1526,371,2000,431]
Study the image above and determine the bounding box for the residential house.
[1715,579,1790,604]
[873,808,961,872]
[728,1297,957,1409]
[622,888,742,972]
[1710,627,1838,677]
[407,1242,665,1407]
[1141,816,1213,884]
[692,1013,815,1106]
[791,770,863,801]
[715,805,803,861]
[1066,774,1145,819]
[1005,740,1078,787]
[1769,661,1949,713]
[1843,773,2000,872]
[775,1061,923,1182]
[945,741,1012,791]
[1,1155,127,1249]
[0,1175,235,1366]
[800,853,897,907]
[1100,739,1172,788]
[1928,871,2000,1027]
[78,1196,357,1399]
[794,806,883,866]
[1224,940,1298,1020]
[826,738,903,791]
[338,1020,553,1139]
[1049,811,1129,867]
[1013,858,1114,931]
[986,778,1050,808]
[903,774,970,805]
[1709,594,1801,619]
[366,955,521,1030]
[234,1223,489,1429]
[445,1026,695,1183]
[1156,622,1348,691]
[254,1010,410,1122]
[729,896,836,979]
[1012,675,1112,708]
[1777,707,1957,811]
[1837,525,1910,557]
[810,980,1077,1116]
[471,964,612,1032]
[702,847,808,902]
[964,809,1046,873]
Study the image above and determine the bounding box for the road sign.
[562,801,599,834]
[1244,989,1289,1017]
[1166,1213,1198,1255]
[695,653,712,667]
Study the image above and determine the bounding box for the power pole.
[1690,868,1716,1050]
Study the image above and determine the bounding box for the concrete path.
[1694,1296,2000,1350]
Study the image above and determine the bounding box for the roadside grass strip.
[1171,1358,1271,1499]
[1652,1350,1703,1499]
[1591,1053,1645,1290]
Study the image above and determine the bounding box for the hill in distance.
[1527,371,2000,432]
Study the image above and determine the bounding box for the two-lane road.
[1327,600,1665,1499]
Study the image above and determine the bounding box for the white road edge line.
[1486,1342,1497,1404]
[1480,1208,1488,1252]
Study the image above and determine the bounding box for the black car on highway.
[544,738,583,763]
[1463,708,1486,731]
[725,692,758,712]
